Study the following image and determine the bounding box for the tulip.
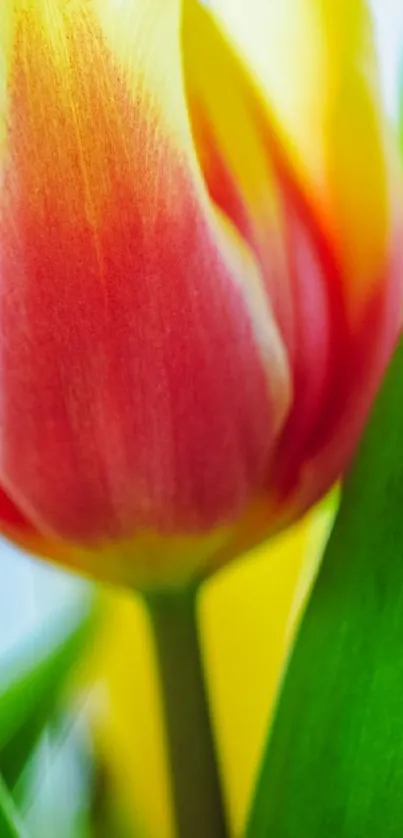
[0,0,400,589]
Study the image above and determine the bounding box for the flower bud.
[0,0,400,588]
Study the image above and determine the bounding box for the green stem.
[144,585,228,838]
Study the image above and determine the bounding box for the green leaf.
[0,775,28,838]
[0,593,98,789]
[21,716,93,838]
[246,335,403,837]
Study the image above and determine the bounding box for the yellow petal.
[182,0,293,343]
[201,500,334,835]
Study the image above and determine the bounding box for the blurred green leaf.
[20,716,93,838]
[0,593,98,789]
[0,775,27,837]
[247,335,403,837]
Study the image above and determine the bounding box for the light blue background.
[371,0,403,116]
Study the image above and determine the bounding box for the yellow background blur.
[85,504,333,838]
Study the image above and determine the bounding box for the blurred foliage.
[19,717,93,838]
[0,596,98,836]
[0,597,97,790]
[0,774,27,837]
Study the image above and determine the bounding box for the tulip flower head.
[0,0,400,588]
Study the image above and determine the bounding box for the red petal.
[0,487,33,532]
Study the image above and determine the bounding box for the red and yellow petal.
[212,0,394,317]
[197,0,402,517]
[0,482,244,590]
[0,0,291,565]
[182,0,338,519]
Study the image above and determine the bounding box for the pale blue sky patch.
[370,0,403,118]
